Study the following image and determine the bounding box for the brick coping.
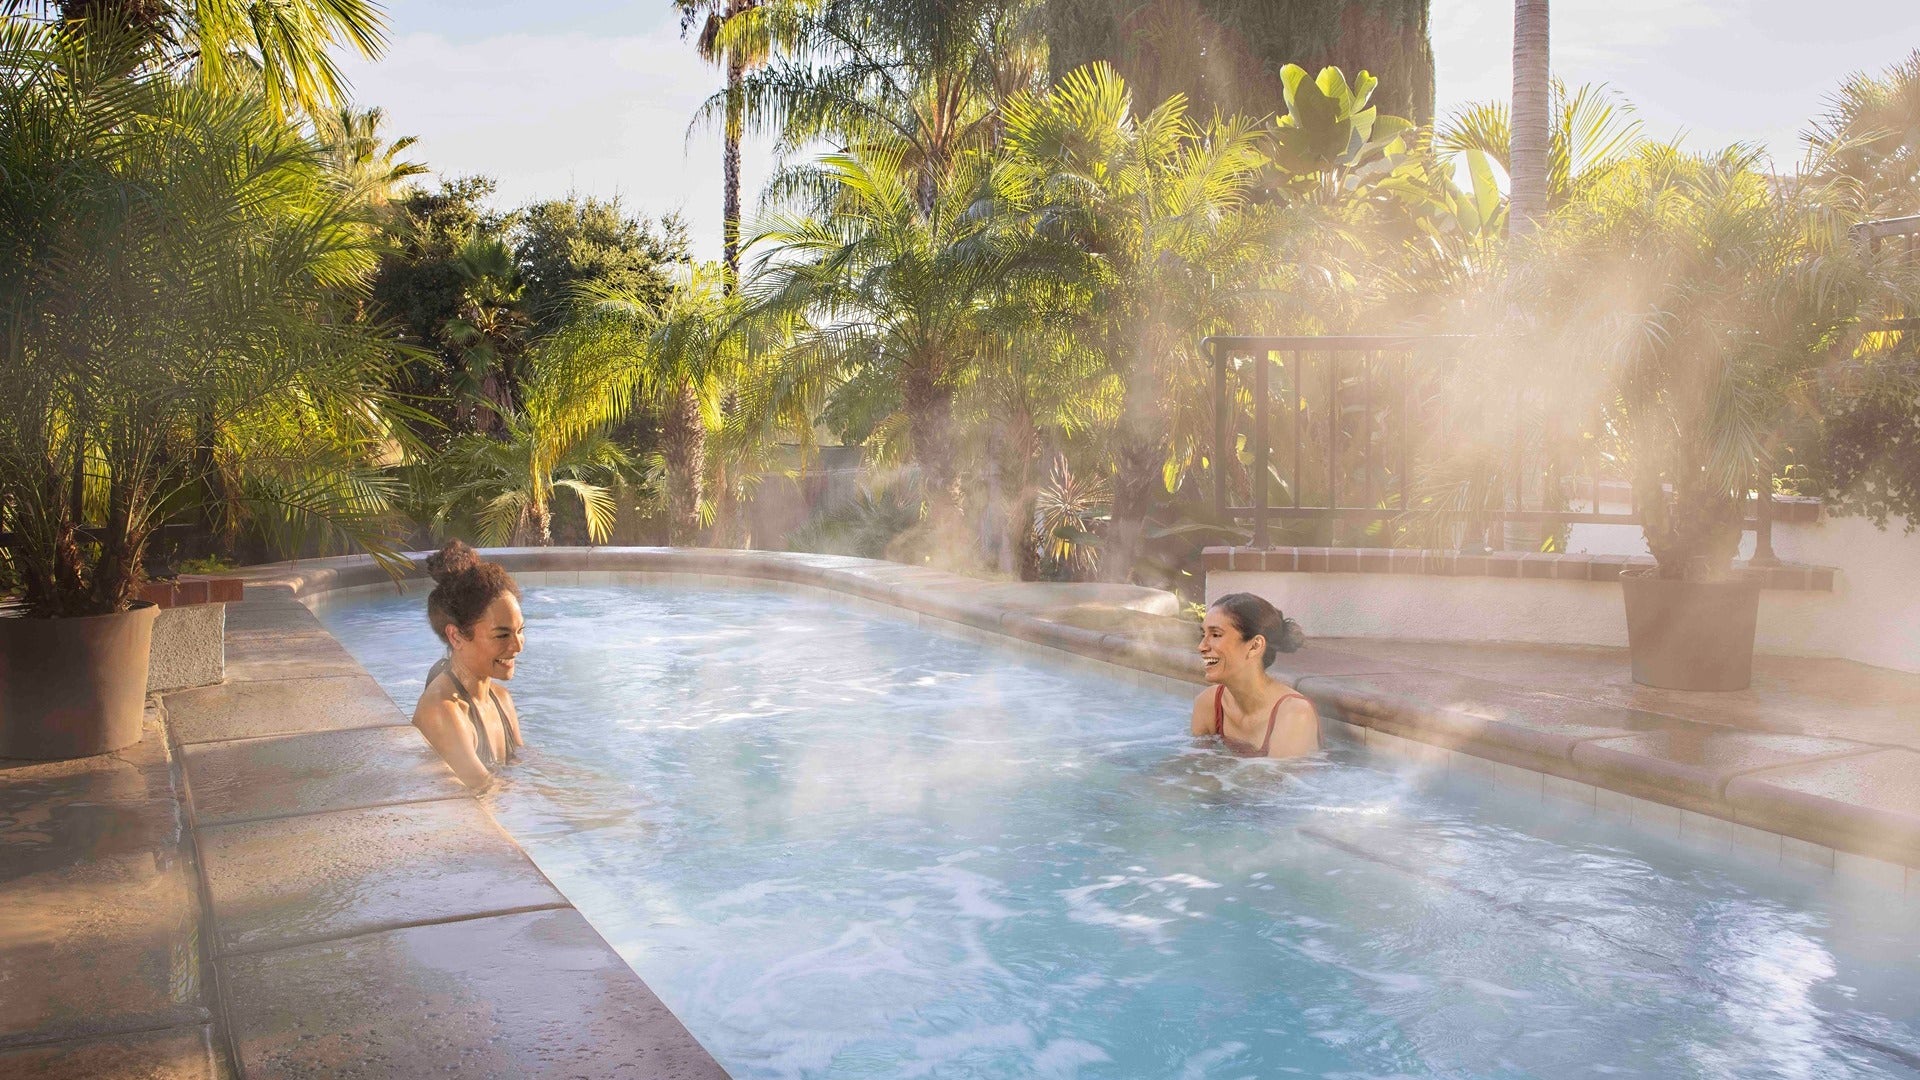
[226,548,1918,885]
[1203,546,1838,592]
[138,575,245,609]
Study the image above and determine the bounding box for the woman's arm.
[412,697,494,789]
[1265,696,1322,760]
[1189,690,1214,737]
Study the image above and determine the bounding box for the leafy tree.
[513,196,689,334]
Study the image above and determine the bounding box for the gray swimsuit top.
[427,656,517,772]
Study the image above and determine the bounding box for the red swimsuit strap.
[1217,685,1307,754]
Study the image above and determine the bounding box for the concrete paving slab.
[0,722,208,1048]
[1570,730,1875,803]
[1725,748,1920,865]
[0,1024,218,1080]
[181,726,462,826]
[1299,672,1693,763]
[197,798,564,955]
[0,852,208,1048]
[165,675,404,744]
[222,907,727,1079]
[1318,638,1920,751]
[221,629,363,683]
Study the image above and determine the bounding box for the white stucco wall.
[1212,514,1920,673]
[148,603,225,692]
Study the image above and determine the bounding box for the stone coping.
[232,549,1920,890]
[1202,545,1839,591]
[142,570,729,1077]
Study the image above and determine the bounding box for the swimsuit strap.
[1216,685,1307,756]
[1256,691,1308,756]
[431,657,512,770]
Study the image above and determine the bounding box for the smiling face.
[1198,604,1265,684]
[447,593,525,681]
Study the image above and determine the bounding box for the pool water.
[317,584,1920,1079]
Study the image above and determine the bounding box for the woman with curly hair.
[412,540,526,788]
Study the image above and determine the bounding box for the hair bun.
[426,539,481,583]
[1274,616,1306,654]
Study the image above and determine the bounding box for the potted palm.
[1,28,406,756]
[1537,146,1874,689]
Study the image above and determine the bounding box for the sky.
[340,1,1920,262]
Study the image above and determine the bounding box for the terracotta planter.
[0,601,158,759]
[1619,572,1760,691]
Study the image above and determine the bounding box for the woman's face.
[448,593,525,681]
[1198,606,1263,684]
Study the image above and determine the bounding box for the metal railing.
[1200,334,1786,554]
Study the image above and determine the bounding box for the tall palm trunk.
[902,361,963,542]
[662,380,707,544]
[723,50,745,281]
[1509,0,1550,240]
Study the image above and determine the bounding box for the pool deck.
[4,546,1918,1077]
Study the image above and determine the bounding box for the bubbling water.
[319,584,1920,1079]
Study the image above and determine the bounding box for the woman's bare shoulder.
[412,675,462,729]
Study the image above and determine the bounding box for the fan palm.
[711,0,1044,215]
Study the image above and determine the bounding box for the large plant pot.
[0,602,158,759]
[1619,572,1760,691]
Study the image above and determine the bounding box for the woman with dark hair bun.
[411,540,526,788]
[1189,592,1319,759]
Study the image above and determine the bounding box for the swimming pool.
[317,583,1920,1079]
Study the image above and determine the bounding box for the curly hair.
[1209,592,1305,668]
[425,540,521,644]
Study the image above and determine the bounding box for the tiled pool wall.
[294,557,1918,901]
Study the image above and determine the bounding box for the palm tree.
[0,20,408,615]
[746,146,1005,542]
[315,105,426,209]
[431,312,655,545]
[578,266,744,543]
[1527,145,1875,578]
[1508,0,1549,239]
[6,0,388,119]
[713,0,1043,216]
[1435,80,1643,213]
[676,0,779,280]
[995,63,1270,580]
[442,236,530,436]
